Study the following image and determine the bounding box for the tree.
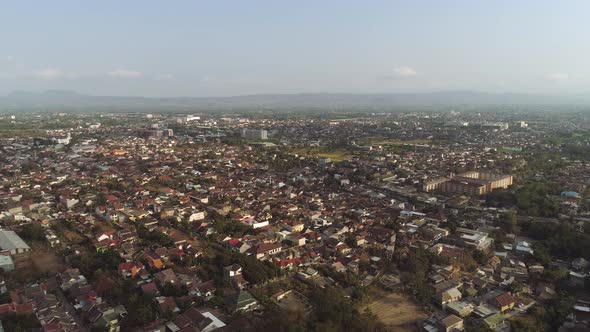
[544,296,575,331]
[70,249,122,280]
[18,223,46,242]
[507,282,526,296]
[532,242,551,265]
[510,317,547,332]
[485,189,516,208]
[515,181,561,217]
[498,212,517,234]
[400,248,434,303]
[523,222,590,260]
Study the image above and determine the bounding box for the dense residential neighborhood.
[0,111,589,331]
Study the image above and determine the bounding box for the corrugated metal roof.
[0,230,30,251]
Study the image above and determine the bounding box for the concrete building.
[440,314,464,332]
[241,129,268,140]
[481,122,509,131]
[455,228,493,251]
[137,129,163,139]
[459,171,513,190]
[423,177,449,192]
[52,132,71,145]
[425,171,513,195]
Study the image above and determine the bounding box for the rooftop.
[0,230,30,252]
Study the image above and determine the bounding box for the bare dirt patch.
[361,292,428,332]
[63,230,83,243]
[275,291,312,317]
[31,250,67,275]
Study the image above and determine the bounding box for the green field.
[290,148,354,162]
[0,129,47,138]
[358,137,433,146]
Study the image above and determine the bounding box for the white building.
[241,129,268,140]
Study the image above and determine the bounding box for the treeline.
[253,286,386,332]
[485,181,560,217]
[511,296,575,332]
[562,144,590,160]
[197,247,279,286]
[69,249,122,280]
[399,248,433,303]
[521,220,590,260]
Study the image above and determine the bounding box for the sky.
[0,0,589,97]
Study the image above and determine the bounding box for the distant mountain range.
[1,90,590,112]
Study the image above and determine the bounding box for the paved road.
[517,215,560,223]
[55,288,89,332]
[504,300,536,319]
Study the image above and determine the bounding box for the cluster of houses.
[0,111,588,331]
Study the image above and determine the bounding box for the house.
[283,220,305,232]
[60,269,87,290]
[118,262,145,279]
[488,292,516,313]
[455,228,493,252]
[286,233,306,246]
[332,261,347,273]
[271,290,288,302]
[194,280,216,298]
[0,302,34,315]
[224,264,248,289]
[182,307,225,332]
[170,307,225,332]
[515,241,534,255]
[95,230,116,242]
[154,269,178,285]
[188,211,206,222]
[230,274,249,290]
[156,296,180,315]
[446,301,474,318]
[250,243,282,259]
[438,287,462,306]
[224,264,243,278]
[141,282,159,296]
[94,308,120,332]
[439,314,464,332]
[144,252,164,270]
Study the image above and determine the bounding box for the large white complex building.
[241,129,268,140]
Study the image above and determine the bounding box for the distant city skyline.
[1,0,589,97]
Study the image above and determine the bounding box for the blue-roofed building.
[561,191,581,198]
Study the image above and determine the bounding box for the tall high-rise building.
[241,129,268,140]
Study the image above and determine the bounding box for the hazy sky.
[1,0,589,97]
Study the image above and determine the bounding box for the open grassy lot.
[0,129,47,138]
[358,137,433,146]
[63,229,84,243]
[289,147,354,162]
[31,250,67,275]
[276,291,313,317]
[360,291,428,331]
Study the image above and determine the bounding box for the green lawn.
[358,137,433,146]
[290,148,354,162]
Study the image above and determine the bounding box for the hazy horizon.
[2,1,590,98]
